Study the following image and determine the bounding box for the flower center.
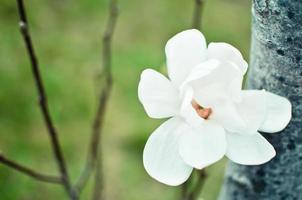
[191,100,212,119]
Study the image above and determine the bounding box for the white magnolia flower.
[138,29,292,186]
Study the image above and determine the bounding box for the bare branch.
[74,0,119,197]
[192,0,204,30]
[0,154,62,184]
[16,0,75,199]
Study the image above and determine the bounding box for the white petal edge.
[165,29,207,87]
[138,69,180,118]
[259,92,292,133]
[179,120,226,169]
[180,59,221,90]
[143,117,193,186]
[207,42,248,75]
[226,131,276,165]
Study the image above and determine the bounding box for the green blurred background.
[0,0,251,199]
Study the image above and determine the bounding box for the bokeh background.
[0,0,251,199]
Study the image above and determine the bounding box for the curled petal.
[143,117,193,186]
[190,61,243,107]
[138,69,180,118]
[180,59,221,87]
[226,131,276,165]
[182,60,246,134]
[179,86,204,128]
[259,92,292,133]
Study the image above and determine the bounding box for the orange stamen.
[191,100,212,119]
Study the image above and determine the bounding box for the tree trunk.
[219,0,302,199]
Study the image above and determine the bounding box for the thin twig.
[74,0,119,197]
[92,1,119,199]
[92,157,104,200]
[192,0,204,30]
[16,0,75,199]
[0,154,62,184]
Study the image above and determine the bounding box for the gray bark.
[219,0,302,200]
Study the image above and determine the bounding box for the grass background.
[0,0,251,199]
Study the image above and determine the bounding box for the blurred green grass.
[0,0,251,199]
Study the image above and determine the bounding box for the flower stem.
[181,169,207,200]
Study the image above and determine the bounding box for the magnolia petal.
[143,117,193,186]
[259,92,292,133]
[165,29,207,86]
[207,42,248,74]
[179,121,226,169]
[210,100,248,134]
[226,131,276,165]
[236,90,267,135]
[191,61,243,107]
[138,69,180,118]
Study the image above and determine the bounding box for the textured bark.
[219,0,302,199]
